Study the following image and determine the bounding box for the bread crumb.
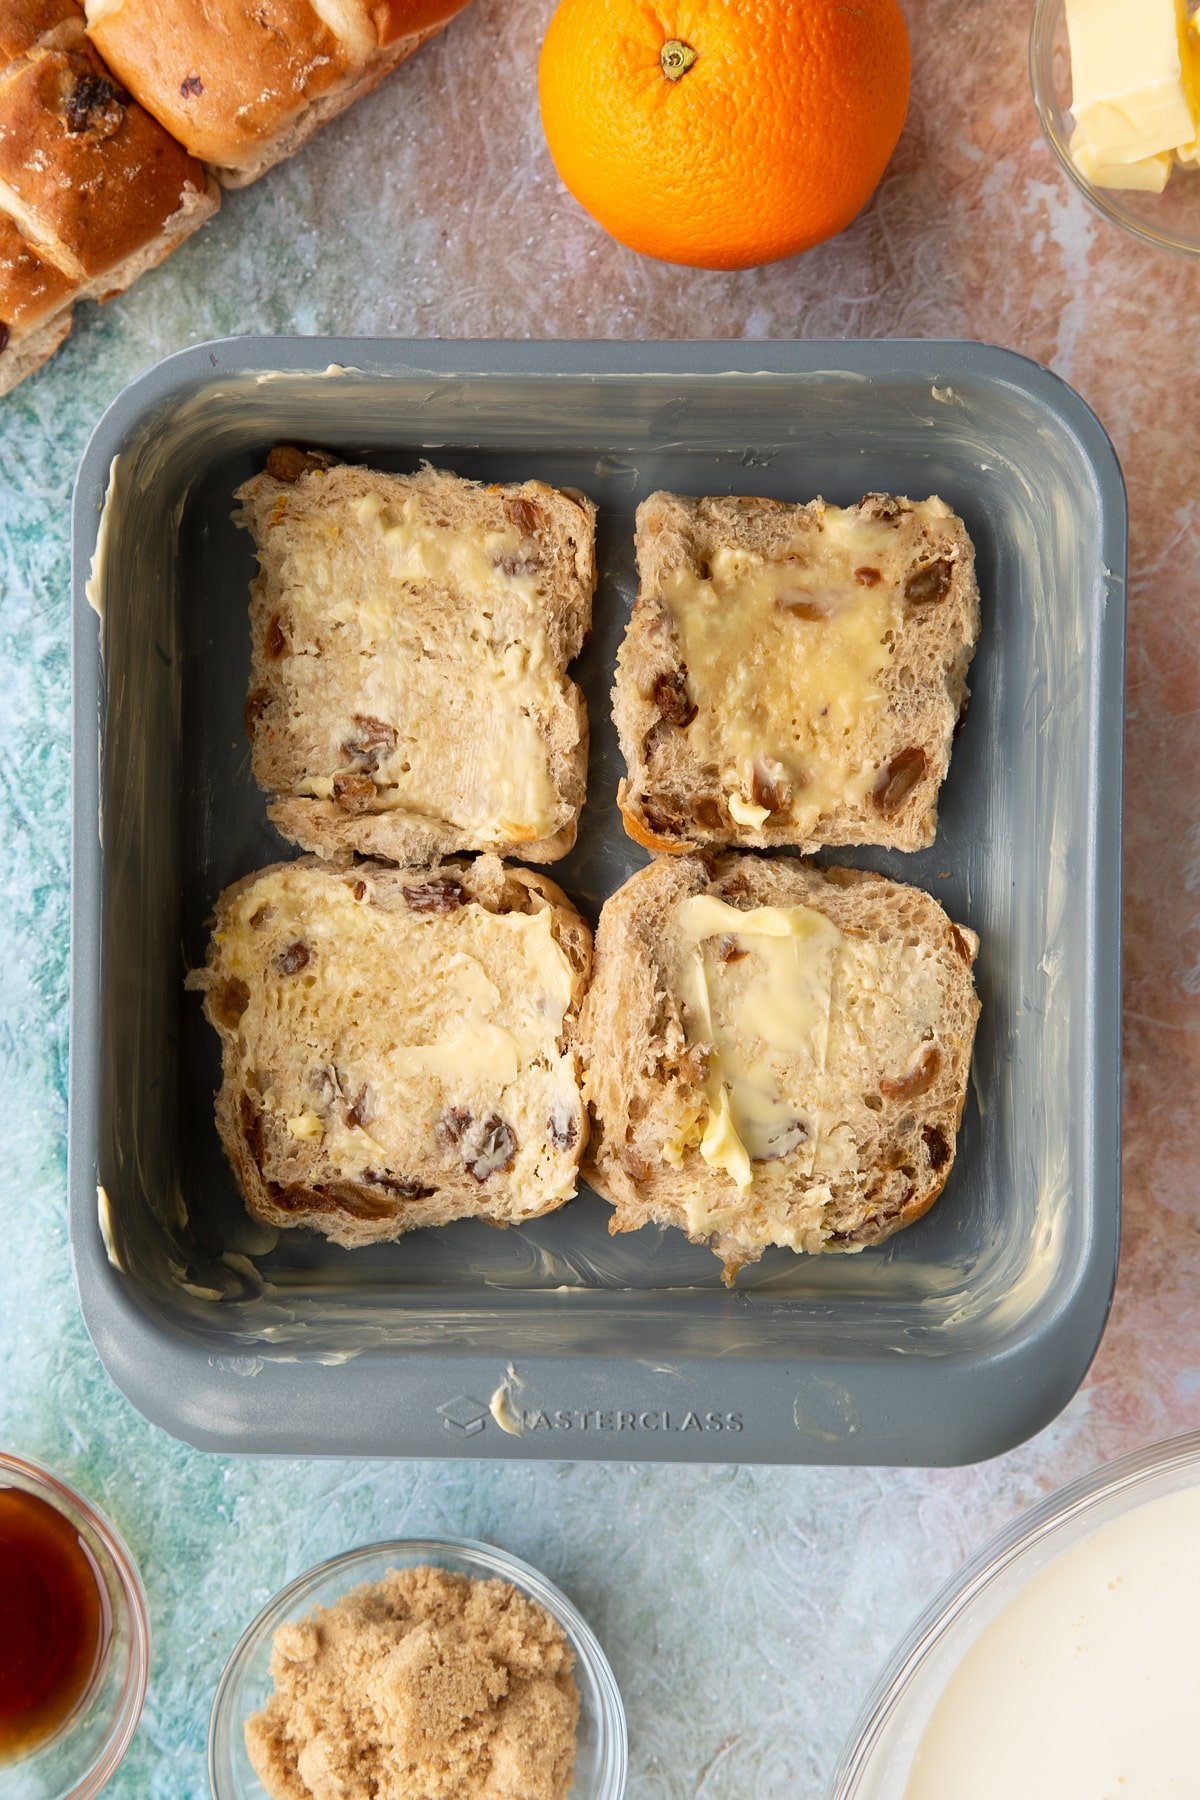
[244,1565,580,1800]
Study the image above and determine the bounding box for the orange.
[538,0,911,270]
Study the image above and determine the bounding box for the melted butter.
[353,491,537,597]
[906,1486,1200,1800]
[662,509,902,835]
[728,794,771,829]
[96,1182,121,1272]
[85,455,120,620]
[488,1363,526,1435]
[664,893,946,1244]
[219,869,578,1202]
[385,1021,521,1085]
[274,492,564,840]
[286,1110,324,1139]
[670,897,843,1205]
[695,1085,751,1190]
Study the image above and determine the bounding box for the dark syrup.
[0,1486,112,1763]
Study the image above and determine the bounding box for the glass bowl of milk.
[832,1432,1200,1798]
[1030,0,1200,258]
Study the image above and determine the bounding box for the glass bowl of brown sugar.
[209,1535,627,1800]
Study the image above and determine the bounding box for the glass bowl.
[831,1431,1200,1796]
[210,1536,628,1800]
[1030,0,1200,257]
[0,1451,149,1800]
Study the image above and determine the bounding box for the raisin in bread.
[615,491,980,854]
[578,853,980,1282]
[189,855,592,1247]
[237,456,597,865]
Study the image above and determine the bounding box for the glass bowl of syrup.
[0,1452,149,1799]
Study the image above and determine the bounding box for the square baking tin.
[69,339,1125,1464]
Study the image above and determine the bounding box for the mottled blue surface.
[0,3,1155,1794]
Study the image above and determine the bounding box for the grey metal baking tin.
[69,339,1125,1466]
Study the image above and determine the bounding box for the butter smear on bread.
[578,855,981,1280]
[661,519,901,839]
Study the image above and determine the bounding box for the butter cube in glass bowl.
[1030,0,1200,256]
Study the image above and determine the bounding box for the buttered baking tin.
[69,339,1125,1465]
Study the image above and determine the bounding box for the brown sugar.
[244,1564,580,1800]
